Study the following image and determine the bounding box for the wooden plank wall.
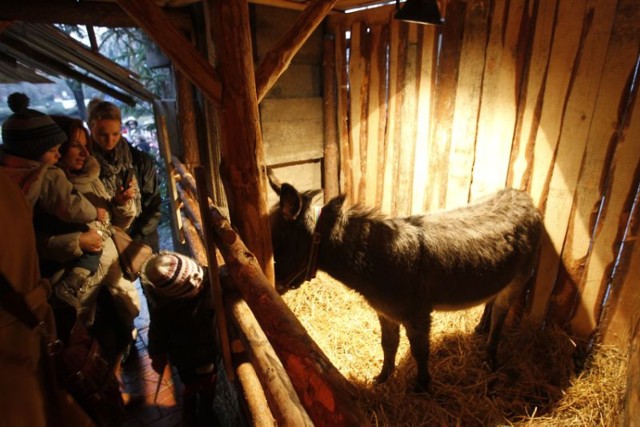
[327,0,640,347]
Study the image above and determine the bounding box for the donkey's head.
[267,168,322,293]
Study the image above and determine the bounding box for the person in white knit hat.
[141,251,220,426]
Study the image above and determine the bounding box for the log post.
[172,155,198,194]
[235,358,275,426]
[225,292,313,426]
[208,205,369,426]
[194,167,234,381]
[180,213,208,267]
[255,0,339,102]
[205,0,274,283]
[322,32,340,201]
[175,69,200,169]
[115,0,222,105]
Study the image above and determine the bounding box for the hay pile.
[282,272,627,426]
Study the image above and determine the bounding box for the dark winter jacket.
[128,143,161,252]
[143,279,217,384]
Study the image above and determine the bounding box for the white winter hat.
[142,251,204,299]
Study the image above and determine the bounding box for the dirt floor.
[282,272,628,426]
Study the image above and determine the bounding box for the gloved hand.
[150,353,168,374]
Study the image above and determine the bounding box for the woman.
[88,99,162,252]
[40,116,140,330]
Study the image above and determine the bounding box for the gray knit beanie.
[1,93,67,161]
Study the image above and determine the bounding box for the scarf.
[91,138,142,215]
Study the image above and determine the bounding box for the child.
[141,252,220,426]
[0,92,107,308]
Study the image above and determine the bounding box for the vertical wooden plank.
[623,315,640,425]
[508,0,556,190]
[375,25,390,208]
[571,62,640,340]
[548,0,640,327]
[381,17,401,214]
[348,22,364,203]
[364,24,386,208]
[334,25,352,198]
[323,33,340,201]
[602,186,640,347]
[530,0,625,326]
[411,25,437,214]
[389,22,409,215]
[470,0,525,200]
[424,0,466,211]
[446,0,489,209]
[524,0,588,323]
[395,23,416,216]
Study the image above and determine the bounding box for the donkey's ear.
[306,189,323,205]
[279,183,302,221]
[266,166,282,195]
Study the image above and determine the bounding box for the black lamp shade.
[394,0,444,26]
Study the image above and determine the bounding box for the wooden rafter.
[0,37,136,105]
[255,0,339,102]
[115,0,222,105]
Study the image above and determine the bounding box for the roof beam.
[254,0,339,102]
[0,38,136,105]
[0,0,192,30]
[115,0,222,105]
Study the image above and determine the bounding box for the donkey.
[268,174,543,392]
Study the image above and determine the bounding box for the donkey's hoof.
[374,372,390,384]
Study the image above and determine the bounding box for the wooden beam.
[255,0,339,102]
[115,0,222,105]
[207,0,274,282]
[208,205,369,426]
[175,69,201,168]
[623,319,640,424]
[0,0,192,29]
[234,358,276,426]
[12,23,154,101]
[322,33,340,201]
[0,37,136,105]
[225,293,313,426]
[194,167,235,382]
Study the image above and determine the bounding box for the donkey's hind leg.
[375,314,400,385]
[485,277,526,369]
[405,313,432,393]
[474,300,494,335]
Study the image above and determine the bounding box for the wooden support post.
[180,213,208,267]
[208,205,369,426]
[322,32,340,201]
[176,182,202,234]
[115,0,222,105]
[175,69,201,169]
[225,292,313,426]
[194,167,234,381]
[255,0,339,102]
[154,104,184,250]
[206,0,274,283]
[235,359,275,426]
[172,155,198,195]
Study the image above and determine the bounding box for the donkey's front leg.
[375,314,400,384]
[405,313,432,393]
